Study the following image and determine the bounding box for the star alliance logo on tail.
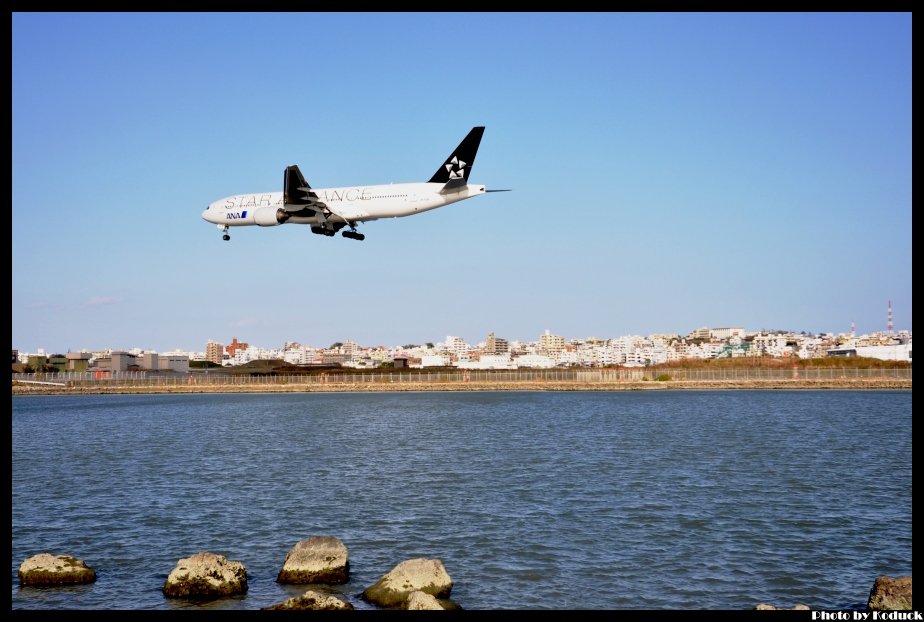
[445,156,467,179]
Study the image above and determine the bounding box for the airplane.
[201,126,507,241]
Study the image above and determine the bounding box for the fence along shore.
[12,367,912,394]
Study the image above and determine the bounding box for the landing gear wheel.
[222,234,231,241]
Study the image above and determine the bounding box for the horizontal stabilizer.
[439,177,468,194]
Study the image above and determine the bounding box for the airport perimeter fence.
[12,367,913,388]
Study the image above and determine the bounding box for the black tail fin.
[428,126,485,184]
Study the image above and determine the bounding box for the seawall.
[11,377,912,396]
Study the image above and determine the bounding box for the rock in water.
[18,553,96,586]
[867,576,912,611]
[363,558,453,608]
[162,551,248,599]
[276,536,350,584]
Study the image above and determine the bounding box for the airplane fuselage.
[202,182,486,228]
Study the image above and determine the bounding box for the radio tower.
[887,300,893,334]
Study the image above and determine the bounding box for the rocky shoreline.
[11,377,912,396]
[18,539,460,611]
[17,544,912,611]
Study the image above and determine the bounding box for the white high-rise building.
[539,330,565,355]
[440,336,470,357]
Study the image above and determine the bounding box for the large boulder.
[867,576,912,611]
[18,553,96,586]
[276,536,349,584]
[162,551,248,599]
[263,589,354,610]
[362,558,453,608]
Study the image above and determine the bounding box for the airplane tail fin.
[428,126,485,184]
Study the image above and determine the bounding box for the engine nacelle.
[253,207,290,226]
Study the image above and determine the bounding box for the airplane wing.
[283,165,326,213]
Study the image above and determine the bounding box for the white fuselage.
[201,181,486,228]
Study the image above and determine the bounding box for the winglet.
[428,126,485,184]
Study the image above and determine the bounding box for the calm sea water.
[12,390,912,610]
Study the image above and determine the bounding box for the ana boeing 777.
[201,126,507,241]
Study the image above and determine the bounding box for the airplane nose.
[201,207,212,222]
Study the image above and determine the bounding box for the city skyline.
[13,13,912,353]
[15,320,911,359]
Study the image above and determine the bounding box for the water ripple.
[13,390,912,610]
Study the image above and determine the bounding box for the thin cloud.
[230,318,265,328]
[85,296,126,307]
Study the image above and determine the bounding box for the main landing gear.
[311,225,337,237]
[311,222,365,240]
[342,221,365,241]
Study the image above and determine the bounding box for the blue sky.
[12,12,912,353]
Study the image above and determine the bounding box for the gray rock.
[276,536,349,584]
[18,553,96,586]
[162,551,248,599]
[754,603,811,610]
[263,589,354,610]
[867,575,912,611]
[363,558,453,608]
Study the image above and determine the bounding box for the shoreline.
[11,378,912,396]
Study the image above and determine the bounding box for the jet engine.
[253,207,290,226]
